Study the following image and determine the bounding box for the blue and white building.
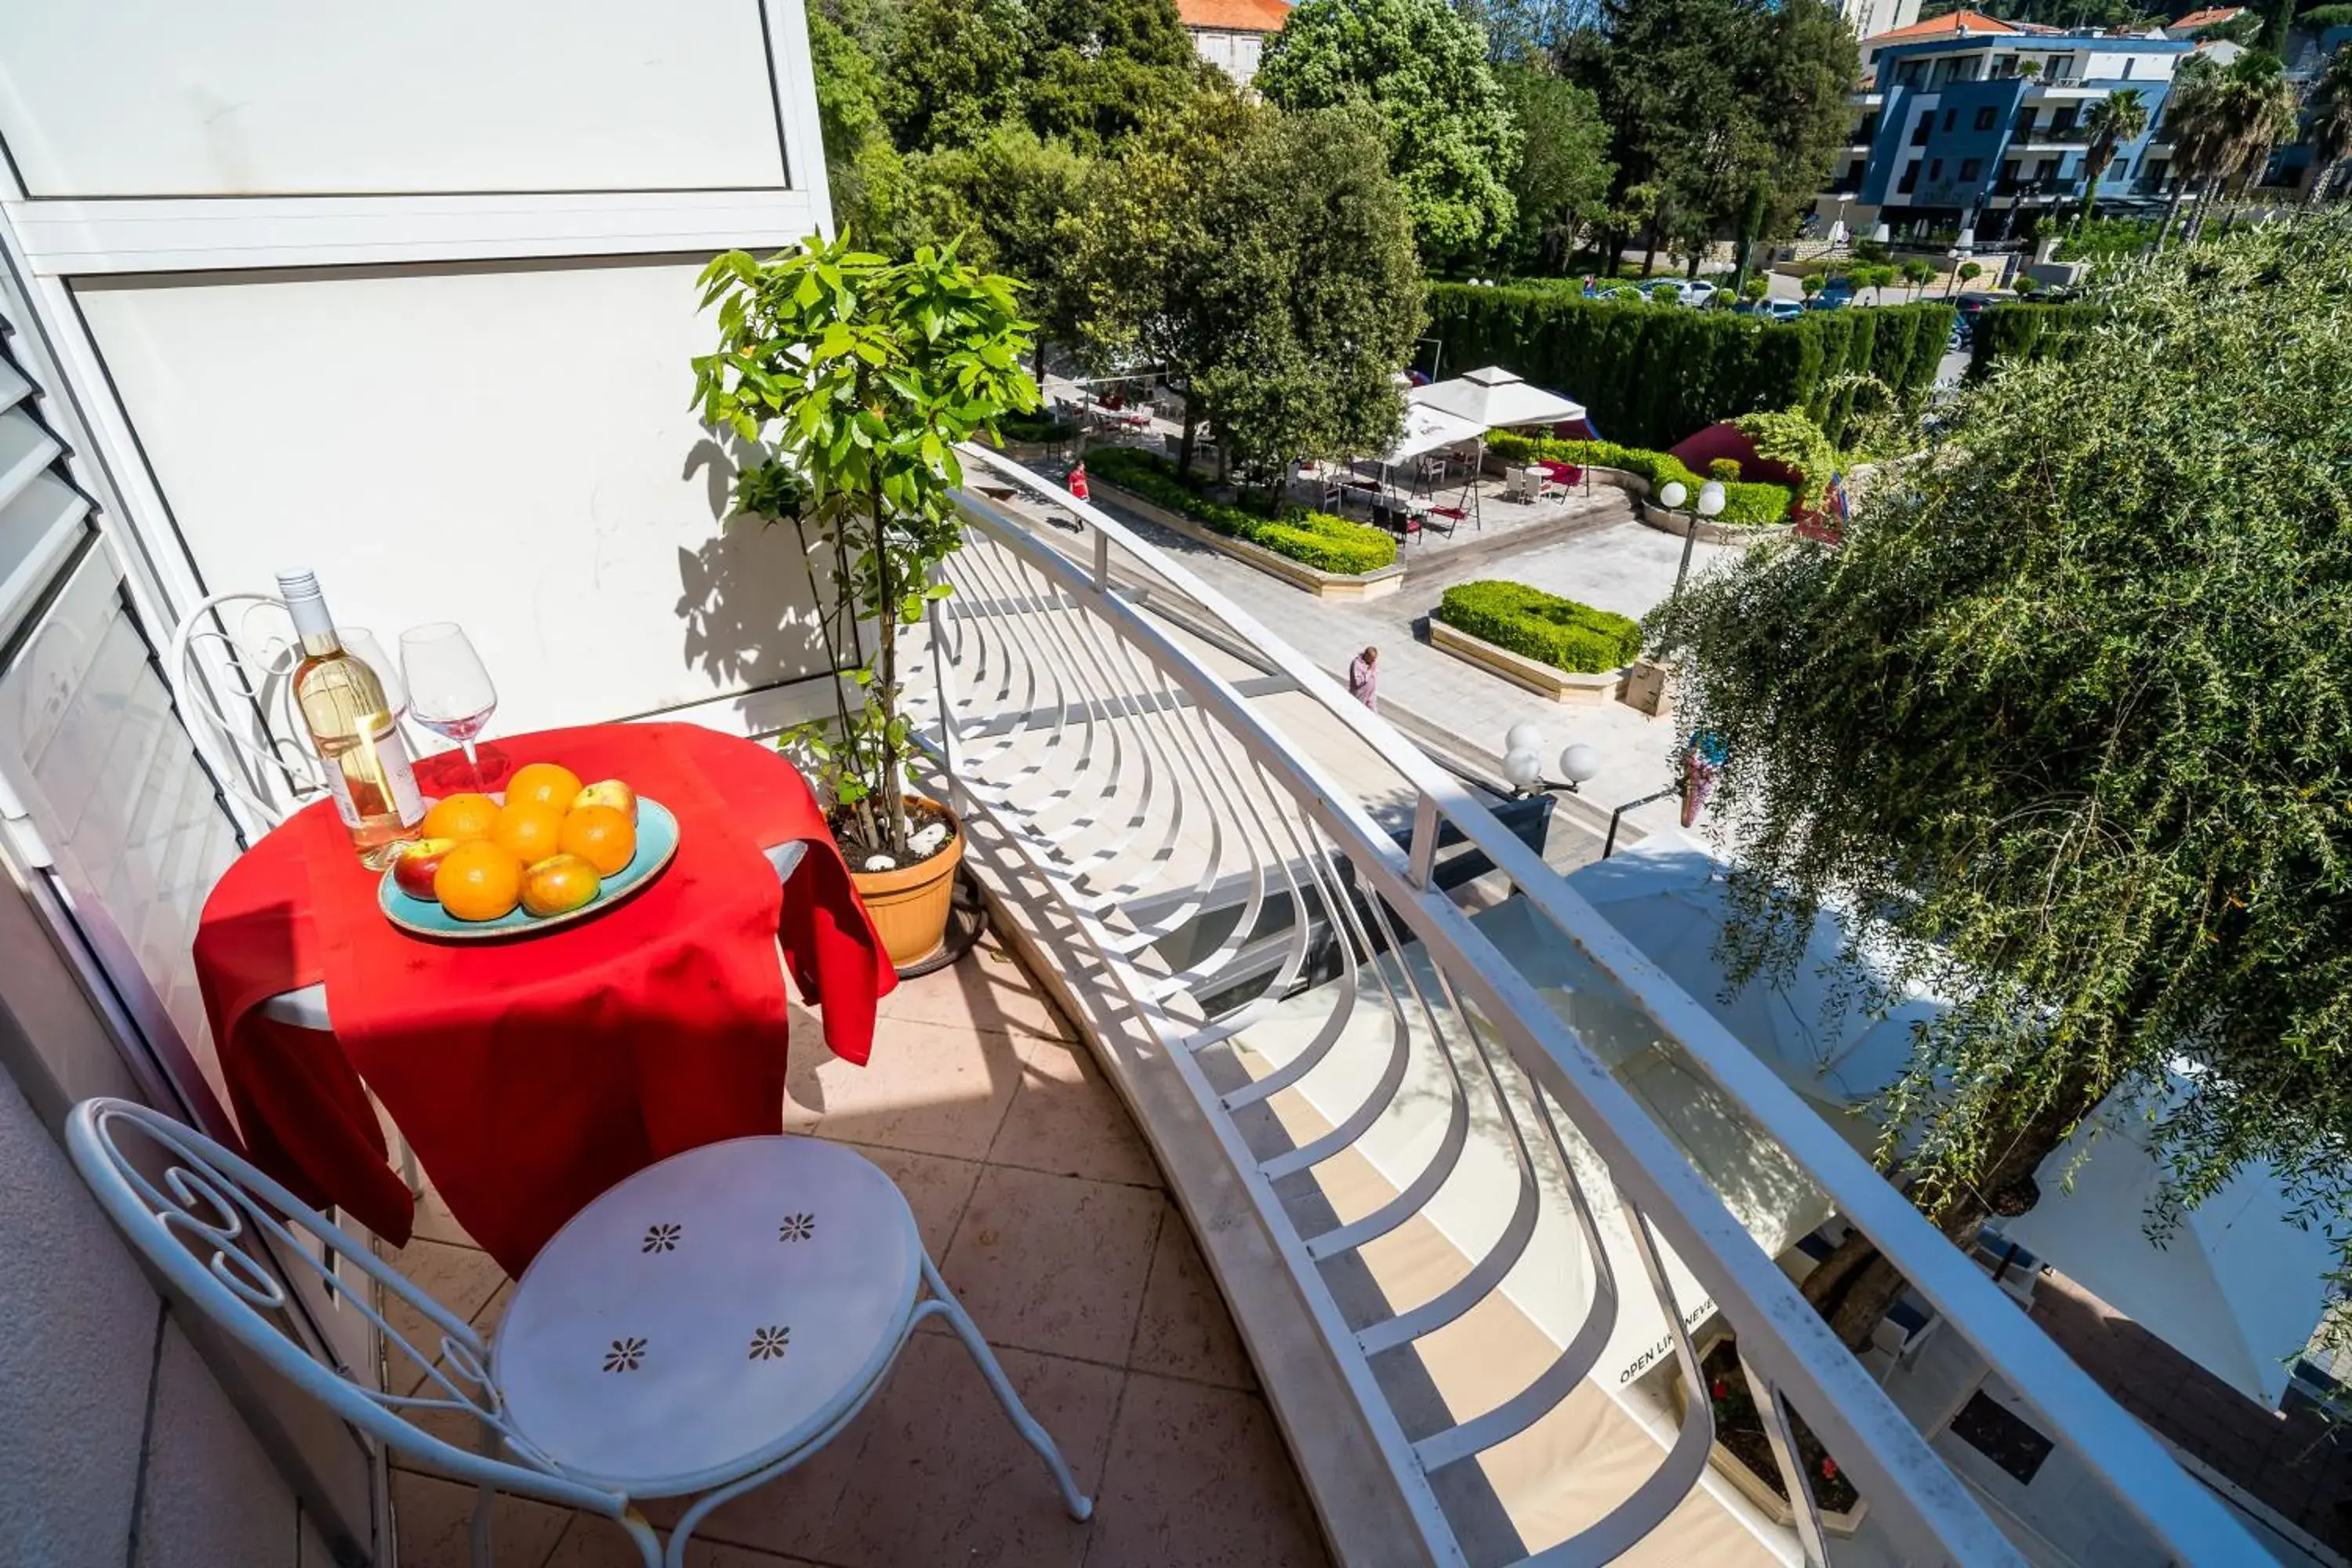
[1819,13,2197,245]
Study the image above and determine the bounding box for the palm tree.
[2155,55,2225,248]
[2161,52,2299,246]
[2078,88,2150,227]
[2200,52,2300,234]
[2307,48,2352,205]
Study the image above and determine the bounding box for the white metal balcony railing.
[920,444,2267,1568]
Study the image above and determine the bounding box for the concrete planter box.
[1092,480,1403,601]
[1635,498,1795,546]
[1428,618,1627,704]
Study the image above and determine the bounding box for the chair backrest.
[64,1098,622,1516]
[166,592,328,832]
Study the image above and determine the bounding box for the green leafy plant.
[1741,275,1770,302]
[1899,257,1935,298]
[1649,280,1682,305]
[1709,456,1744,481]
[1425,285,1953,448]
[1083,446,1397,574]
[1485,430,1795,524]
[1646,209,2352,1348]
[691,232,1038,858]
[1956,260,1984,290]
[1800,274,1824,298]
[1730,407,1836,510]
[1435,580,1643,673]
[1853,236,1891,264]
[2013,273,2042,296]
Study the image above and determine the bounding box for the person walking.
[1347,645,1379,712]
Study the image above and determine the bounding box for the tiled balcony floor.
[380,932,1331,1568]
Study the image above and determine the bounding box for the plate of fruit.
[380,762,678,938]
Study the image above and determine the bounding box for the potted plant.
[1670,1331,1869,1536]
[691,234,1040,969]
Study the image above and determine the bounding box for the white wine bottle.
[277,569,424,868]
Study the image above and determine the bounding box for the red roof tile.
[1178,0,1290,31]
[1866,9,2020,43]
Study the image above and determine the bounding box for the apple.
[521,852,602,918]
[390,838,459,900]
[571,779,638,821]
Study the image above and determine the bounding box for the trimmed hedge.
[1426,287,1954,449]
[1434,581,1643,673]
[1485,430,1793,526]
[1966,303,2102,381]
[1083,447,1398,575]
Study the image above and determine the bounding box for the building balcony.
[326,449,2305,1568]
[377,932,1329,1566]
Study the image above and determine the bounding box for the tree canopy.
[1255,0,1523,263]
[1563,0,1857,271]
[1072,98,1425,474]
[1647,212,2352,1343]
[1492,64,1616,274]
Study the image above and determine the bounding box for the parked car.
[1674,280,1721,307]
[1808,279,1856,310]
[1762,299,1805,321]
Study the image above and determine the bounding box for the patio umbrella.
[1570,833,2345,1408]
[2002,1091,2341,1408]
[1566,832,1926,1132]
[1409,365,1586,431]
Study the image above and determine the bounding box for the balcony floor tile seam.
[1119,1202,1174,1370]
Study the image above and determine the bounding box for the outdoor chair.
[65,1098,1094,1568]
[168,591,332,829]
[1422,503,1462,539]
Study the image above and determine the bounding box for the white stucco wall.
[0,1073,312,1567]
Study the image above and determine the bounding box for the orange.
[419,793,500,842]
[558,804,637,875]
[491,800,565,863]
[506,762,585,812]
[521,852,601,917]
[434,840,524,921]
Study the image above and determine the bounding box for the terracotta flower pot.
[848,798,966,971]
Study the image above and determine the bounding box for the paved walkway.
[1070,471,1744,851]
[377,935,1330,1568]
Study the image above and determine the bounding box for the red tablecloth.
[194,723,893,1276]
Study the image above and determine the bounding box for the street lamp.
[1501,727,1603,795]
[1659,477,1726,599]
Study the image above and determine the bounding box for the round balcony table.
[192,723,893,1277]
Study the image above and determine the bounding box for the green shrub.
[1708,457,1744,481]
[1730,408,1835,510]
[1435,580,1644,673]
[2053,217,2159,265]
[1485,430,1793,525]
[1083,446,1397,575]
[993,411,1078,445]
[1426,286,1951,448]
[1965,301,2102,380]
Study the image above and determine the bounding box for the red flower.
[1710,1379,1730,1399]
[1820,1457,1839,1480]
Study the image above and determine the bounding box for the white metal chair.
[167,590,328,835]
[67,1098,1094,1568]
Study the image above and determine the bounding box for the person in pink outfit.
[1347,645,1379,712]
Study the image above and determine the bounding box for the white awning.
[1410,365,1586,431]
[1570,832,2344,1408]
[1381,403,1486,465]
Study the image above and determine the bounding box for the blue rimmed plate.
[379,797,681,939]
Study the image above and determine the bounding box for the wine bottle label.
[376,726,426,826]
[321,722,426,829]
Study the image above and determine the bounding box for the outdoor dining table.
[192,722,895,1276]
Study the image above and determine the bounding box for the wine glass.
[400,623,498,789]
[337,628,406,717]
